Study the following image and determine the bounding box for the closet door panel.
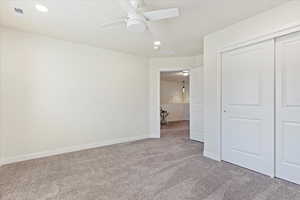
[222,39,275,177]
[276,31,300,184]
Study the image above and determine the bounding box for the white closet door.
[190,67,204,142]
[276,32,300,184]
[222,40,275,176]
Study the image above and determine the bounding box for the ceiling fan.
[101,0,180,33]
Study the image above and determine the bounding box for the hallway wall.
[160,80,189,122]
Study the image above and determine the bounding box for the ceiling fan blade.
[100,19,126,29]
[144,8,179,21]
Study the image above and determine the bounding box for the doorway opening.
[160,71,190,138]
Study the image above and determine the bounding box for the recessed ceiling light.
[35,4,48,12]
[154,46,160,50]
[154,41,161,46]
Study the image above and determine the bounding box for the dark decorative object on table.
[160,107,169,125]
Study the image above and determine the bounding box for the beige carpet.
[1,121,300,200]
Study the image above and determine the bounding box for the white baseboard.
[0,135,149,166]
[168,119,189,122]
[149,135,160,138]
[149,132,160,138]
[204,151,221,161]
[190,131,205,143]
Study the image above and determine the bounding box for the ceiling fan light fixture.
[126,18,146,32]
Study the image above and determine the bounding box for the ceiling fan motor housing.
[101,0,179,33]
[127,13,146,32]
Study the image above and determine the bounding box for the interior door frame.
[0,32,3,167]
[157,66,202,138]
[158,68,190,138]
[214,24,300,163]
[189,67,204,142]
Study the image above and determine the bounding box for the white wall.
[0,28,149,164]
[161,103,189,122]
[160,80,189,122]
[149,56,203,138]
[160,80,189,104]
[204,0,300,161]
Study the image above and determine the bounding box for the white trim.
[156,66,204,141]
[190,131,205,143]
[216,23,300,163]
[149,134,160,139]
[220,23,300,53]
[0,135,149,166]
[0,30,4,167]
[217,53,223,161]
[204,151,221,161]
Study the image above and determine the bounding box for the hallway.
[161,120,190,138]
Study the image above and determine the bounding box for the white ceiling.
[0,0,290,57]
[161,71,189,82]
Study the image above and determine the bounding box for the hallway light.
[182,70,189,76]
